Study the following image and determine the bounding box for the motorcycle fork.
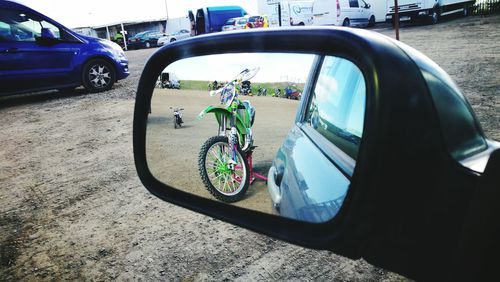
[218,114,227,136]
[228,109,238,170]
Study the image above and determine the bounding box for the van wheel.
[342,18,350,27]
[170,38,176,43]
[82,59,115,93]
[368,15,375,27]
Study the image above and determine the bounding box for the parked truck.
[189,6,247,35]
[385,0,475,25]
[267,1,314,27]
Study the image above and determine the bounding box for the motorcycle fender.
[198,106,246,137]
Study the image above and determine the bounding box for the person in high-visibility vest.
[262,15,269,28]
[114,32,122,41]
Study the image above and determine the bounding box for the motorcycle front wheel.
[198,136,249,203]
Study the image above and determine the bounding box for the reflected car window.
[305,56,366,159]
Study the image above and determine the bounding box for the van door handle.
[267,166,282,208]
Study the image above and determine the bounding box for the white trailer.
[385,0,476,24]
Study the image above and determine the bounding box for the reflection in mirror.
[146,53,366,223]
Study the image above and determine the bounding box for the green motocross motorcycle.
[198,68,266,203]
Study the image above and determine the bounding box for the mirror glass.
[146,53,366,223]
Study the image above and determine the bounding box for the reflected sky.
[163,53,315,83]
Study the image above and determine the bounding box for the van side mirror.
[41,27,56,39]
[36,28,59,45]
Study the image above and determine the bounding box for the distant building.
[73,17,190,40]
[73,27,98,38]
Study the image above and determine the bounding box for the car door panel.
[0,7,79,94]
[277,125,350,223]
[0,41,78,94]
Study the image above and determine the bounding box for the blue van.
[192,6,247,35]
[0,0,129,96]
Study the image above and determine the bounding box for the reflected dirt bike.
[198,68,266,203]
[257,86,267,96]
[170,107,184,129]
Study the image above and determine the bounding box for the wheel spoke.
[210,150,224,164]
[223,175,231,192]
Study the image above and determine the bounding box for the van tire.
[368,15,375,27]
[342,18,350,27]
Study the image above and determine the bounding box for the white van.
[267,1,314,27]
[287,1,314,26]
[313,0,376,27]
[385,0,475,25]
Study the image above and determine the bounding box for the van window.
[349,0,360,8]
[305,56,366,159]
[0,9,61,42]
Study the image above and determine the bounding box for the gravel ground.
[1,14,499,281]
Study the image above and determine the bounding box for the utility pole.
[121,23,128,51]
[394,0,400,40]
[164,0,169,33]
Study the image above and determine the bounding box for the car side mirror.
[36,28,59,45]
[134,27,495,280]
[41,27,56,39]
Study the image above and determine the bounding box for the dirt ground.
[1,14,499,281]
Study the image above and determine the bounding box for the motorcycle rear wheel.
[198,136,249,203]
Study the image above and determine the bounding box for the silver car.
[221,17,248,31]
[157,29,190,46]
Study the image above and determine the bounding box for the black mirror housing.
[133,28,495,280]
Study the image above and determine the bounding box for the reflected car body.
[157,29,190,46]
[222,17,248,31]
[0,0,129,96]
[127,30,163,49]
[268,126,349,222]
[268,41,499,223]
